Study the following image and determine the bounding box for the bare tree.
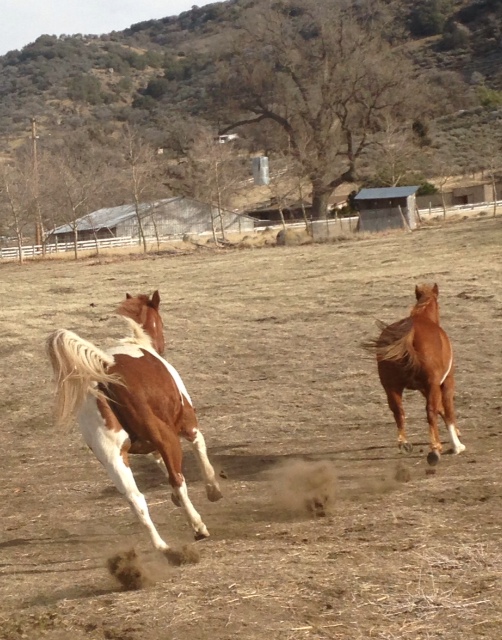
[214,0,427,218]
[42,136,113,259]
[120,125,165,252]
[0,158,35,265]
[174,127,247,242]
[266,152,310,231]
[470,133,502,216]
[430,157,459,220]
[369,117,419,187]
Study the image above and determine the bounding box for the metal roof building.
[354,186,419,232]
[48,197,255,242]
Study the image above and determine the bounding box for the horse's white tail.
[46,329,122,427]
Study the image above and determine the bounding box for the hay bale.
[276,228,312,246]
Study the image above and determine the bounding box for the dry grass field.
[0,216,501,640]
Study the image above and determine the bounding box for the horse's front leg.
[384,386,412,454]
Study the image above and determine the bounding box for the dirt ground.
[0,216,501,640]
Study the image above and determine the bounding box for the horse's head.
[413,283,440,322]
[117,290,165,355]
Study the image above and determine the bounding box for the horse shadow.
[108,439,431,492]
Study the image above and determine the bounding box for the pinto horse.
[371,283,465,465]
[46,291,222,554]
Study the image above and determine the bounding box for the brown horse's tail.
[364,318,421,372]
[46,329,122,427]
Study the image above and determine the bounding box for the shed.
[354,186,419,232]
[48,196,255,243]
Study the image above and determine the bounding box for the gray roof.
[50,197,182,234]
[354,186,419,200]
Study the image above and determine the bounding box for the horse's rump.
[104,350,198,440]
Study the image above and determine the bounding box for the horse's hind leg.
[155,427,210,540]
[440,374,466,454]
[182,427,222,502]
[425,385,444,464]
[79,398,170,552]
[384,387,412,453]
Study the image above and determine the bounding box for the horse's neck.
[411,299,440,324]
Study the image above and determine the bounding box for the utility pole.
[31,117,44,251]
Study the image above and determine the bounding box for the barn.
[48,196,255,243]
[354,186,419,232]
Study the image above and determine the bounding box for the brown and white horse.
[46,291,222,553]
[370,283,465,465]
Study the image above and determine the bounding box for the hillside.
[1,0,502,158]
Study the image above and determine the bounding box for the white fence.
[0,235,170,261]
[418,200,502,217]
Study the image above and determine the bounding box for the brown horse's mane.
[116,295,150,325]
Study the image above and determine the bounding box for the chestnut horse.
[371,283,465,465]
[46,291,222,554]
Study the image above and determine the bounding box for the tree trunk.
[92,229,101,260]
[151,214,161,250]
[16,230,23,265]
[311,188,332,220]
[440,188,447,220]
[73,226,78,260]
[134,199,147,253]
[210,210,218,243]
[491,174,497,217]
[277,202,287,230]
[298,181,311,233]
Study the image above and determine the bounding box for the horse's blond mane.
[119,317,154,350]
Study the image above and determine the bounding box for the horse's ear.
[415,285,421,300]
[433,283,439,296]
[151,290,161,309]
[126,293,132,299]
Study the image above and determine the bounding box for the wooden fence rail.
[0,235,173,261]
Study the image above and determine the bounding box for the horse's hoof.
[171,493,181,507]
[194,529,210,541]
[452,444,466,455]
[399,442,413,454]
[206,485,223,502]
[427,450,441,466]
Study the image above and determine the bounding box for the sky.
[0,1,216,56]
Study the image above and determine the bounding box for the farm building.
[416,181,502,210]
[47,196,255,243]
[354,186,419,232]
[245,199,310,226]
